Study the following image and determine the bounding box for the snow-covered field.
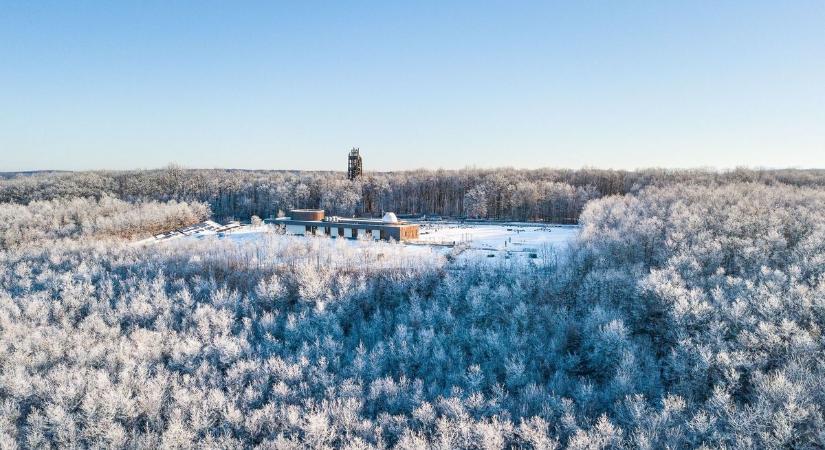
[414,222,578,265]
[144,221,579,266]
[416,222,577,249]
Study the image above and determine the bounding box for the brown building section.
[289,209,325,221]
[393,224,419,241]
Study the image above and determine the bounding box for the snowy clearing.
[142,220,579,267]
[416,222,577,249]
[414,222,579,265]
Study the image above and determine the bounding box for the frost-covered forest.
[2,176,825,448]
[0,195,210,248]
[3,167,825,223]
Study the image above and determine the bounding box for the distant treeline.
[2,167,825,223]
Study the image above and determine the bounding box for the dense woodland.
[3,167,825,223]
[0,195,209,248]
[1,174,825,448]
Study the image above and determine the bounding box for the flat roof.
[275,218,418,230]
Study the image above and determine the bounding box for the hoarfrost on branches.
[1,181,825,448]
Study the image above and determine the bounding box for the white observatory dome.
[381,212,399,223]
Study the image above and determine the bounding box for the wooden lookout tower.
[348,148,363,180]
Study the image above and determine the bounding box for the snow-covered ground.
[417,222,577,249]
[414,222,578,265]
[142,221,579,267]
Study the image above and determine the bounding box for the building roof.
[275,217,417,230]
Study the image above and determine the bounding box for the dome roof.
[381,212,399,223]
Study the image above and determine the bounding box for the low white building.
[277,209,419,241]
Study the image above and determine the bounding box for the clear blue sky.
[1,1,823,172]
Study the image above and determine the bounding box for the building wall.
[400,225,419,240]
[280,219,420,241]
[386,225,419,241]
[286,224,305,235]
[290,210,325,221]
